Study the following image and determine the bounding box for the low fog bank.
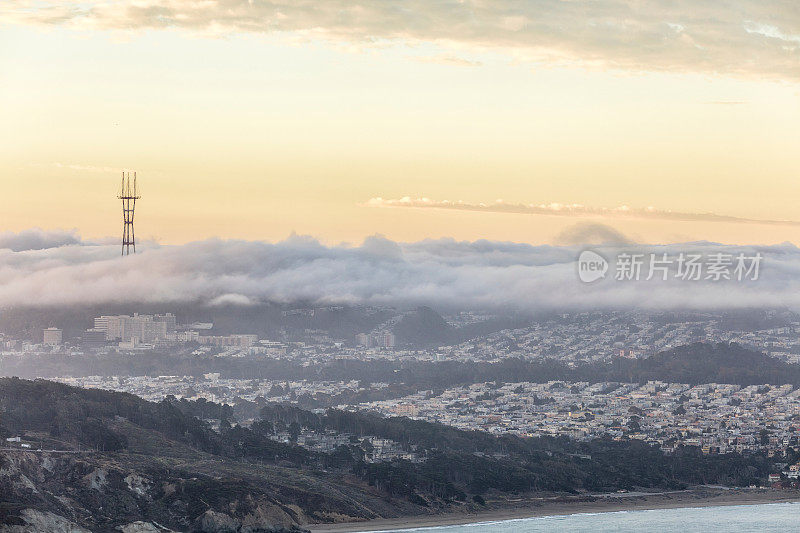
[0,228,796,313]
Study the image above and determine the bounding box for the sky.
[1,1,799,246]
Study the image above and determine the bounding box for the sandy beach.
[308,487,800,532]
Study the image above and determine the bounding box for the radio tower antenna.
[118,171,141,256]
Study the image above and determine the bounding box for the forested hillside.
[0,377,786,531]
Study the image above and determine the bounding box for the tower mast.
[118,171,141,256]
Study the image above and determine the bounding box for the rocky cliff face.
[1,509,90,533]
[0,451,310,533]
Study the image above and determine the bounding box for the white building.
[356,331,396,349]
[198,334,258,348]
[94,313,176,343]
[43,327,62,346]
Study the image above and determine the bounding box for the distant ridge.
[603,342,800,386]
[393,306,455,346]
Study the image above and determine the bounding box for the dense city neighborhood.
[4,309,800,365]
[7,307,800,487]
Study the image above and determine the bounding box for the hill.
[4,343,799,395]
[0,377,784,531]
[392,306,455,346]
[4,343,800,395]
[603,342,800,385]
[0,378,416,532]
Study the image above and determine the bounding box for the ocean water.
[377,502,800,532]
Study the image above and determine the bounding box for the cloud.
[365,197,800,226]
[414,54,483,67]
[0,228,82,251]
[1,1,799,80]
[208,293,255,306]
[0,229,133,252]
[0,230,798,313]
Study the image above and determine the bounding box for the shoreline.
[308,488,800,532]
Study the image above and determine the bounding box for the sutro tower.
[118,171,141,256]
